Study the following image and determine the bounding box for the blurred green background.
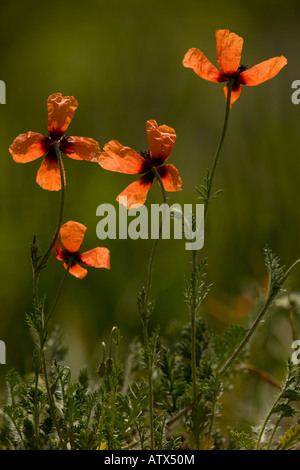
[1,0,300,425]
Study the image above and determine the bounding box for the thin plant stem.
[45,262,70,326]
[39,265,71,449]
[219,297,274,377]
[256,395,280,449]
[142,166,167,450]
[190,249,199,449]
[204,79,233,218]
[267,414,281,449]
[189,80,233,445]
[144,167,167,307]
[142,321,154,449]
[219,259,300,377]
[40,345,65,448]
[37,142,65,274]
[32,142,65,447]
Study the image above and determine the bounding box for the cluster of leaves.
[1,248,300,450]
[0,316,249,450]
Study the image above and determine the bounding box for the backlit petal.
[59,221,87,254]
[47,93,78,138]
[183,48,226,83]
[216,29,243,76]
[60,136,100,162]
[80,247,110,269]
[223,82,243,107]
[157,164,182,192]
[53,237,65,261]
[36,155,65,191]
[117,173,155,209]
[239,56,287,86]
[99,140,146,174]
[66,261,88,279]
[146,120,176,164]
[9,132,47,163]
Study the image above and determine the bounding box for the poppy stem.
[219,258,300,377]
[151,167,167,205]
[144,167,167,310]
[36,142,65,274]
[204,78,234,217]
[190,249,199,449]
[189,80,233,445]
[45,261,71,326]
[40,343,66,448]
[141,167,167,450]
[31,142,66,448]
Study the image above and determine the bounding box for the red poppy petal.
[117,173,155,209]
[9,132,47,163]
[53,237,64,261]
[216,29,243,76]
[239,56,287,86]
[80,247,110,269]
[99,140,145,174]
[66,262,88,279]
[157,164,182,192]
[183,48,226,83]
[60,221,87,254]
[146,120,176,164]
[36,155,65,191]
[47,93,78,137]
[223,83,243,107]
[60,136,100,162]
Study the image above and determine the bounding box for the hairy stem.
[32,142,65,447]
[256,395,281,449]
[45,262,70,326]
[189,81,233,445]
[142,167,167,450]
[190,249,199,449]
[204,79,233,217]
[219,259,300,377]
[37,142,65,274]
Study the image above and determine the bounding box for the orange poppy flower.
[9,93,100,191]
[53,221,110,279]
[183,29,287,106]
[98,120,182,209]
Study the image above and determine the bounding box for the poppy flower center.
[62,249,81,262]
[238,64,248,74]
[139,150,165,169]
[139,150,151,161]
[139,150,153,172]
[228,64,248,81]
[42,134,70,160]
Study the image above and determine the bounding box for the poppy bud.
[97,361,106,378]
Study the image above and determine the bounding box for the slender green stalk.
[267,414,281,449]
[32,142,66,447]
[219,297,274,377]
[256,395,281,449]
[204,79,233,217]
[190,249,199,449]
[36,142,65,274]
[39,264,71,450]
[108,327,119,449]
[142,167,167,450]
[219,259,300,377]
[142,321,154,449]
[144,167,167,307]
[189,81,233,445]
[45,261,70,326]
[40,345,65,448]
